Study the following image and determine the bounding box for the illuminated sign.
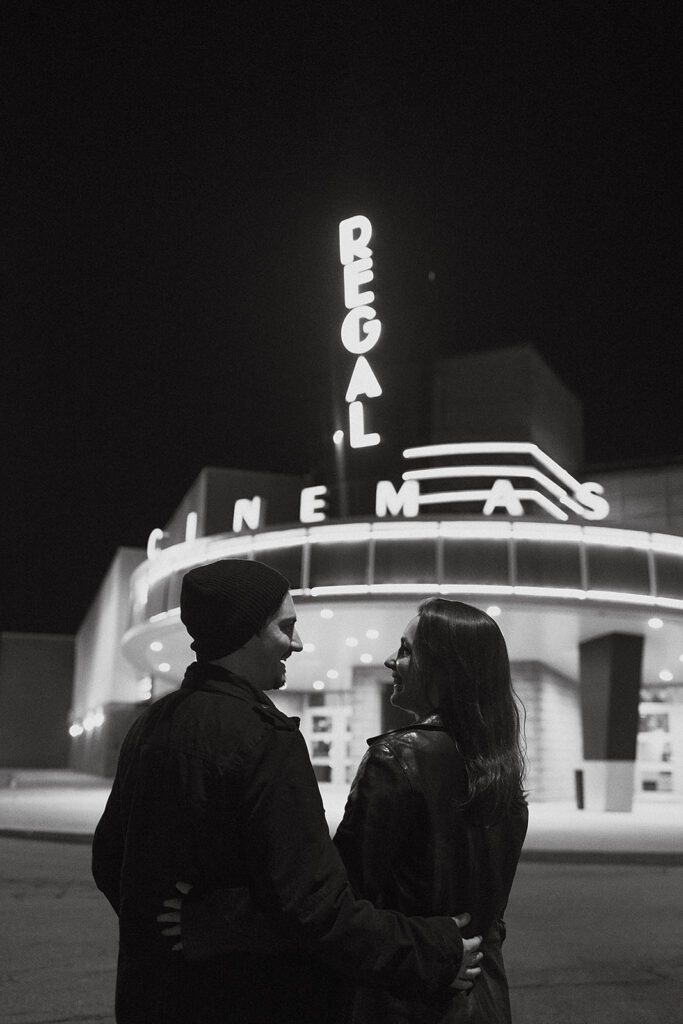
[339,215,382,448]
[396,442,610,522]
[145,443,609,557]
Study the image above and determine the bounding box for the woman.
[158,599,526,1022]
[333,598,528,1022]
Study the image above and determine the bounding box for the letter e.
[300,485,328,524]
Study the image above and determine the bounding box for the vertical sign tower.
[338,215,383,448]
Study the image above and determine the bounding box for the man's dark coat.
[92,664,462,1024]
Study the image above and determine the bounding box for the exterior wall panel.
[0,633,74,768]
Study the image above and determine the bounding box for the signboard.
[146,442,609,556]
[339,216,382,448]
[144,216,610,559]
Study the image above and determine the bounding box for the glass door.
[302,706,353,784]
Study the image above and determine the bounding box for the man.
[93,558,481,1023]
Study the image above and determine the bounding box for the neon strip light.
[309,524,372,544]
[139,529,309,587]
[651,533,683,556]
[440,521,512,539]
[131,521,683,621]
[403,441,589,495]
[512,523,583,543]
[252,530,307,551]
[404,464,571,501]
[136,520,683,578]
[370,583,441,594]
[310,585,370,596]
[130,586,683,639]
[585,589,656,606]
[513,586,587,600]
[371,522,439,540]
[560,495,591,517]
[303,585,683,609]
[440,584,515,595]
[583,527,653,550]
[417,489,568,521]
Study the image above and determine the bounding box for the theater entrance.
[302,705,353,785]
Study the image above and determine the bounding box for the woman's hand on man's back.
[450,912,483,992]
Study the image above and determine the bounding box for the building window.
[442,538,508,586]
[586,546,650,593]
[309,542,368,587]
[374,539,437,584]
[515,541,581,589]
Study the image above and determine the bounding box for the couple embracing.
[93,558,527,1023]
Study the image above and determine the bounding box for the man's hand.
[449,912,483,992]
[156,881,193,952]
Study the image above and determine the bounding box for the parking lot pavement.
[505,861,683,1024]
[1,838,682,1024]
[1,838,117,1024]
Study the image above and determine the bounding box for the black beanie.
[180,558,290,661]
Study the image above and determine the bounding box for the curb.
[0,828,94,845]
[1,828,681,865]
[520,848,683,867]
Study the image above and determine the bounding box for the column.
[579,633,644,811]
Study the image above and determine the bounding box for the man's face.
[243,593,302,690]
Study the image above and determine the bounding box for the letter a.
[483,479,524,516]
[345,356,382,402]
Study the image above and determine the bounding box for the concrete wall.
[599,463,683,534]
[71,547,146,719]
[512,661,582,802]
[432,345,584,473]
[0,632,74,768]
[69,547,146,773]
[69,701,144,778]
[349,667,384,765]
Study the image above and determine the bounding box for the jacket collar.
[366,711,446,746]
[180,661,298,728]
[181,661,266,702]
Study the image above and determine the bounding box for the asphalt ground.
[0,837,681,1024]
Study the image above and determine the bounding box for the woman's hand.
[450,912,483,992]
[156,881,193,952]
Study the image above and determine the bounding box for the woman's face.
[385,615,431,719]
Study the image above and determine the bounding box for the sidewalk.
[1,770,682,863]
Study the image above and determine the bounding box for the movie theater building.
[68,343,683,813]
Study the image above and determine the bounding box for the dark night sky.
[3,2,681,634]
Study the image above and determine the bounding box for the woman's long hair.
[412,598,526,821]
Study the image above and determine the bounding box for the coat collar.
[180,661,299,729]
[366,711,446,746]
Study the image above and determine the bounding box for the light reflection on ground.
[0,772,681,855]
